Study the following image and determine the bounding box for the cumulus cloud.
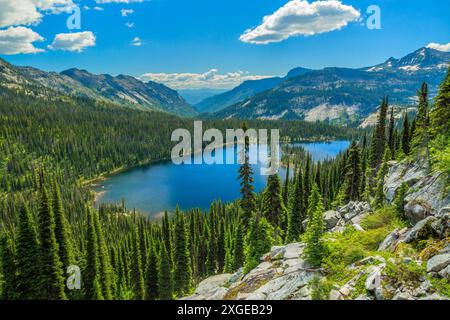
[0,0,75,28]
[140,69,272,90]
[121,9,134,16]
[239,0,360,44]
[130,36,142,46]
[426,42,450,52]
[0,26,44,54]
[48,31,96,52]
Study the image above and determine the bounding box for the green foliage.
[303,185,325,267]
[244,216,274,273]
[173,208,193,297]
[309,276,333,300]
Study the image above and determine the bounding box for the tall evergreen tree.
[286,169,304,242]
[401,113,411,156]
[94,210,113,299]
[370,97,389,171]
[131,227,145,300]
[430,67,450,136]
[283,159,290,205]
[84,208,100,300]
[387,107,396,159]
[343,141,362,202]
[374,150,390,209]
[261,174,287,231]
[37,187,66,300]
[0,236,17,299]
[233,216,245,270]
[52,183,74,277]
[238,123,256,229]
[15,203,41,299]
[243,214,274,273]
[158,245,173,300]
[145,245,159,300]
[412,82,431,163]
[173,208,192,297]
[303,188,325,267]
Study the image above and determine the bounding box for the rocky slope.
[183,160,450,300]
[0,58,196,117]
[205,47,449,124]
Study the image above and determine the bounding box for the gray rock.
[438,264,450,278]
[426,254,450,273]
[378,229,400,251]
[365,266,382,292]
[405,201,432,225]
[329,289,344,300]
[404,216,437,243]
[419,293,449,300]
[392,292,415,300]
[229,268,244,284]
[284,242,304,260]
[323,210,341,229]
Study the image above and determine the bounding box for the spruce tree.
[244,214,274,273]
[374,150,390,209]
[286,169,304,242]
[307,183,322,221]
[131,227,145,300]
[16,203,41,299]
[233,217,245,270]
[303,189,325,267]
[370,97,388,171]
[145,245,159,300]
[401,113,411,156]
[261,174,287,231]
[388,107,396,159]
[238,123,256,229]
[343,141,362,202]
[393,182,409,219]
[430,67,450,137]
[37,187,66,300]
[173,208,192,297]
[283,159,290,205]
[94,210,113,299]
[411,82,431,169]
[84,208,100,299]
[0,236,17,299]
[52,183,74,276]
[158,245,173,300]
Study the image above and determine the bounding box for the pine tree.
[374,150,390,209]
[387,107,396,159]
[217,218,226,273]
[343,141,362,202]
[430,67,450,137]
[173,208,192,297]
[303,189,325,267]
[238,123,256,229]
[145,245,159,300]
[37,187,67,300]
[401,113,411,156]
[131,227,145,300]
[286,169,304,242]
[283,159,290,205]
[158,245,173,300]
[370,97,389,171]
[16,203,41,299]
[307,183,322,221]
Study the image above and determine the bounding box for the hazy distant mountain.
[196,67,313,113]
[206,47,449,124]
[178,88,227,105]
[0,59,197,117]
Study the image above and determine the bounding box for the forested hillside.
[0,67,448,300]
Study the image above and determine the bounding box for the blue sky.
[0,0,449,89]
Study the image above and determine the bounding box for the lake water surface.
[95,140,349,218]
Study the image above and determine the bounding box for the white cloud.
[426,42,450,52]
[0,26,44,54]
[121,9,134,16]
[140,69,272,90]
[93,6,104,11]
[48,31,96,52]
[130,36,142,46]
[0,0,75,28]
[239,0,360,44]
[125,22,135,28]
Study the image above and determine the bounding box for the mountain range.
[201,47,449,124]
[0,59,197,117]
